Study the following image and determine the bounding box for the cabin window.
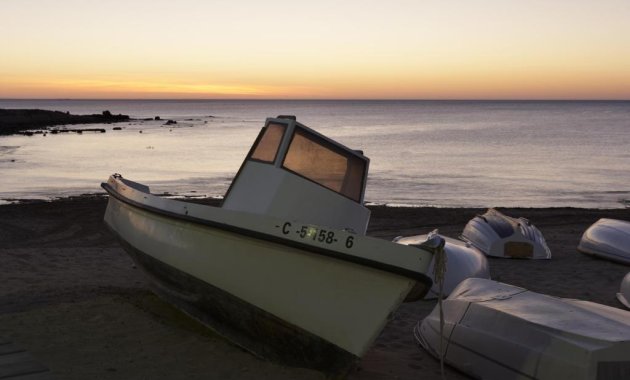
[283,129,366,202]
[250,123,286,163]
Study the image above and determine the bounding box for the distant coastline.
[0,108,130,135]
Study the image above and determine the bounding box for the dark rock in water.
[0,108,130,136]
[165,119,177,125]
[73,128,106,134]
[155,116,161,120]
[113,127,122,130]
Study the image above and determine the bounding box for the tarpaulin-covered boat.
[415,278,630,380]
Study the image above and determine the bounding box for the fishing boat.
[394,231,489,299]
[461,208,551,259]
[415,278,630,380]
[618,272,630,309]
[578,218,630,265]
[101,116,436,375]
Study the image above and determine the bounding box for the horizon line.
[1,98,629,102]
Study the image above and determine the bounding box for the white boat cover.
[578,218,630,265]
[416,278,630,380]
[618,272,630,309]
[461,208,551,259]
[394,231,490,299]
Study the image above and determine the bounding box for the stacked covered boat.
[416,278,630,380]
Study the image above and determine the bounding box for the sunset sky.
[1,0,629,99]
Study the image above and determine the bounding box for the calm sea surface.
[1,99,629,208]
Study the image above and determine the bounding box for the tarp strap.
[432,235,448,380]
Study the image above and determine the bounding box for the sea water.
[1,99,629,208]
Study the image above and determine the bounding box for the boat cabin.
[222,116,371,235]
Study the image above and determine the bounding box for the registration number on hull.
[277,222,354,249]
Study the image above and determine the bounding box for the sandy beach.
[1,195,629,379]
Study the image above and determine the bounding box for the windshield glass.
[282,128,366,202]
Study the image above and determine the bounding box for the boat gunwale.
[101,181,433,285]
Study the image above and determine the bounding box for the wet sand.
[1,195,629,379]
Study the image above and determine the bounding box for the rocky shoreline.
[0,109,130,135]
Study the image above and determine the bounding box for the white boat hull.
[416,278,630,380]
[578,218,630,265]
[394,233,490,299]
[461,208,551,259]
[102,176,433,374]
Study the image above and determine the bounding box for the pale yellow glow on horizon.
[1,78,276,97]
[1,0,629,99]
